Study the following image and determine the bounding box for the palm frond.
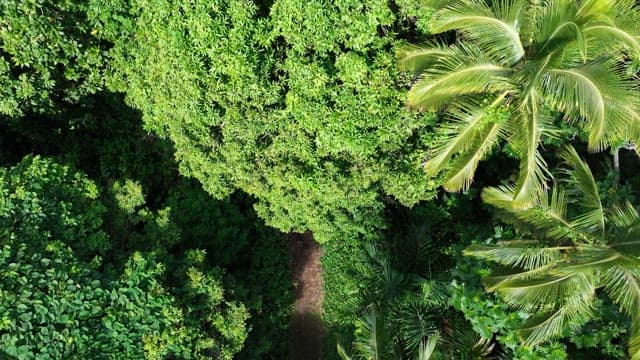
[441,326,495,358]
[601,265,640,317]
[509,98,551,207]
[491,273,584,310]
[583,25,640,57]
[532,0,585,58]
[482,185,576,241]
[363,243,408,309]
[559,145,604,236]
[337,341,353,360]
[424,93,508,177]
[396,43,453,74]
[392,298,439,356]
[609,201,640,229]
[545,67,606,149]
[578,0,640,60]
[430,0,526,65]
[630,315,640,360]
[517,274,595,345]
[442,120,504,192]
[354,306,394,360]
[559,246,625,272]
[412,277,450,307]
[483,262,561,291]
[544,62,640,152]
[407,46,512,110]
[575,0,615,18]
[417,333,439,360]
[608,203,640,257]
[464,242,564,270]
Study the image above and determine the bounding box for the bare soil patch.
[288,231,324,360]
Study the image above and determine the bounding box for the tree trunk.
[613,147,620,186]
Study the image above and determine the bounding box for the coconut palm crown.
[465,146,640,358]
[399,0,640,206]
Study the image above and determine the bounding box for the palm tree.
[398,0,640,206]
[465,146,640,358]
[337,244,499,359]
[337,310,497,360]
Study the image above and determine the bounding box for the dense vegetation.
[2,0,640,359]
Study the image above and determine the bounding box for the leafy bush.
[0,0,108,116]
[0,156,249,359]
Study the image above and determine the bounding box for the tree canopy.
[100,0,439,243]
[399,0,640,206]
[2,0,640,358]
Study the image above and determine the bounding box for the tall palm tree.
[398,0,640,206]
[465,146,640,358]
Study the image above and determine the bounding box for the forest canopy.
[2,0,640,359]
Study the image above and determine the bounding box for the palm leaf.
[559,246,625,272]
[509,97,551,207]
[630,315,640,360]
[396,43,453,74]
[517,274,595,345]
[482,185,576,241]
[483,262,561,291]
[407,60,511,110]
[559,145,604,236]
[464,242,564,270]
[545,67,607,149]
[544,62,640,152]
[491,273,583,310]
[583,25,640,56]
[353,306,393,360]
[531,0,585,58]
[441,326,495,358]
[442,120,504,191]
[392,298,438,356]
[601,265,640,318]
[337,342,353,360]
[430,0,526,65]
[424,93,508,177]
[610,201,640,229]
[578,0,640,60]
[608,203,640,257]
[575,0,615,17]
[417,333,439,360]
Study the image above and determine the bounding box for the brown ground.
[288,231,325,360]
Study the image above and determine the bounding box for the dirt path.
[288,231,324,360]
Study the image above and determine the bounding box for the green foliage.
[0,0,107,116]
[1,85,293,358]
[102,0,439,243]
[451,252,570,360]
[162,184,294,359]
[0,156,249,359]
[325,198,499,359]
[164,185,254,266]
[2,1,638,359]
[466,149,640,357]
[0,156,109,256]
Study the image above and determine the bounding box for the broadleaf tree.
[0,156,249,359]
[97,0,440,243]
